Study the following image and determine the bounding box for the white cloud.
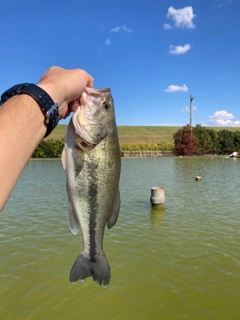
[163,23,172,30]
[166,6,196,29]
[105,38,111,46]
[165,84,188,92]
[208,110,240,127]
[214,0,233,7]
[110,25,133,33]
[110,26,121,32]
[181,106,197,112]
[169,44,191,55]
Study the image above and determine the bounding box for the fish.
[61,87,121,287]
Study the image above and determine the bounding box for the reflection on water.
[1,157,240,320]
[150,206,165,228]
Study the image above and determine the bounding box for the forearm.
[0,95,46,210]
[0,66,94,211]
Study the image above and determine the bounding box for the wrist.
[37,81,67,120]
[0,83,59,137]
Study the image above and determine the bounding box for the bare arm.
[0,66,94,210]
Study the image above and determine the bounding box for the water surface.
[1,157,240,319]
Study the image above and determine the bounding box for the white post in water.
[150,187,165,206]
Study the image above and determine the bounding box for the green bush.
[32,139,65,158]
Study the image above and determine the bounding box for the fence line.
[121,150,174,157]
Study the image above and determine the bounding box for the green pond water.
[0,157,240,320]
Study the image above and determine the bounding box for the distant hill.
[45,125,239,144]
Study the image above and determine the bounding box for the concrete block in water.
[150,187,165,206]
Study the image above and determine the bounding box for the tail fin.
[70,252,111,287]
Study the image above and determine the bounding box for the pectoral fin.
[76,141,91,156]
[107,189,120,229]
[68,200,80,235]
[61,147,67,170]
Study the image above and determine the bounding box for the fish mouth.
[72,88,110,145]
[73,106,99,145]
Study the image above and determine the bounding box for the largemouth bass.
[61,87,121,287]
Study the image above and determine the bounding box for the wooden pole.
[190,94,194,129]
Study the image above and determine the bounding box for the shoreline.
[29,154,230,161]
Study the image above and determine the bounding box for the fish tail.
[70,251,111,287]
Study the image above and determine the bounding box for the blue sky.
[0,0,239,127]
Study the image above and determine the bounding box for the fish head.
[72,87,116,145]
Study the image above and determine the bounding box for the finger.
[87,76,94,88]
[63,110,71,119]
[69,99,80,112]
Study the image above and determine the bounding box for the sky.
[0,0,239,127]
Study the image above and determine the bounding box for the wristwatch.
[0,83,59,137]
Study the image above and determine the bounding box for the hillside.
[45,125,180,144]
[46,125,239,144]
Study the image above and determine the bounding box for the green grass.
[45,125,67,141]
[117,126,180,143]
[46,125,240,144]
[46,125,181,143]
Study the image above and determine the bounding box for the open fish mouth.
[73,106,100,145]
[72,88,111,145]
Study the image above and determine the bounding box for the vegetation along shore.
[32,125,240,158]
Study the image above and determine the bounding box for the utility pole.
[190,94,194,129]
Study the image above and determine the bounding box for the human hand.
[37,66,94,120]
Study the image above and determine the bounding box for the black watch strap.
[0,83,59,138]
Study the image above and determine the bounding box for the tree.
[206,128,219,154]
[173,125,199,156]
[173,125,238,156]
[193,124,219,154]
[233,131,240,151]
[217,130,235,154]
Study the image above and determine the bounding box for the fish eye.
[104,103,110,110]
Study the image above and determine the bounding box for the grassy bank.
[46,125,180,143]
[46,125,240,144]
